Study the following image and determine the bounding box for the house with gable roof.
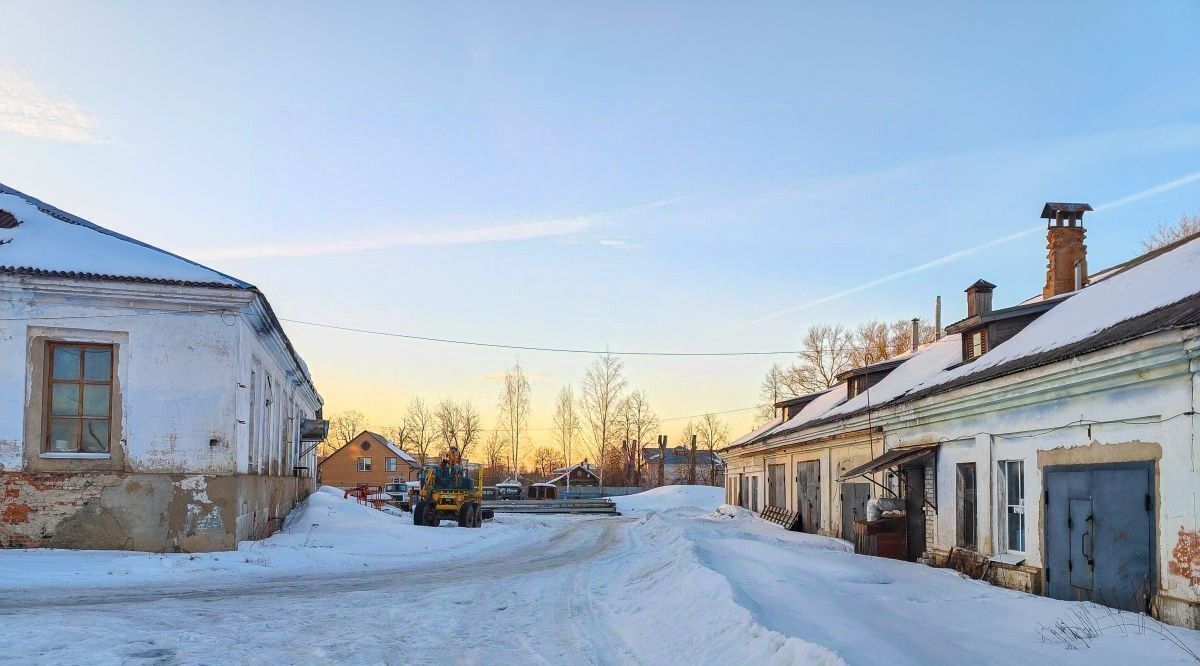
[0,183,324,552]
[317,430,421,489]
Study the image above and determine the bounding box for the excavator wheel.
[457,504,471,528]
[412,500,426,526]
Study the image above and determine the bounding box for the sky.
[2,2,1200,449]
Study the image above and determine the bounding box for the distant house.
[549,460,601,488]
[0,183,324,553]
[318,431,420,489]
[643,446,725,486]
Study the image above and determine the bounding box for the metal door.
[1044,462,1154,612]
[841,482,870,541]
[796,461,821,534]
[1069,498,1094,591]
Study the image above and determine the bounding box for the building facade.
[318,430,420,489]
[721,203,1200,628]
[0,183,323,553]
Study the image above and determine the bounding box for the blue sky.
[3,2,1200,441]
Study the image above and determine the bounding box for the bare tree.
[695,412,730,486]
[322,410,366,457]
[758,363,797,423]
[402,397,439,467]
[377,423,412,450]
[580,353,627,492]
[798,323,853,387]
[616,390,659,486]
[458,401,482,461]
[1143,212,1200,252]
[552,386,580,492]
[498,362,532,482]
[481,425,508,482]
[851,318,937,367]
[530,446,565,478]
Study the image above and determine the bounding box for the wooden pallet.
[760,505,802,531]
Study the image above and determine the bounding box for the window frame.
[44,341,114,454]
[385,457,398,472]
[358,457,372,472]
[998,460,1026,553]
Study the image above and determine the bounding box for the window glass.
[53,346,82,380]
[956,463,976,549]
[82,385,110,417]
[81,420,110,452]
[49,418,78,452]
[51,383,80,416]
[1004,460,1025,552]
[83,348,112,381]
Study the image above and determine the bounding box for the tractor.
[412,461,484,528]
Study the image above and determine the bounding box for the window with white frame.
[358,457,372,472]
[386,457,398,472]
[999,460,1025,552]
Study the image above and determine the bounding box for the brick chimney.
[965,280,996,318]
[1041,202,1092,299]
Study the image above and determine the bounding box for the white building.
[0,183,323,552]
[722,204,1200,627]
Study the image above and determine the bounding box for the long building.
[722,202,1200,628]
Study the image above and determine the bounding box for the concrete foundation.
[0,471,311,552]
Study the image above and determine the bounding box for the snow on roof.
[820,334,963,421]
[495,481,522,488]
[912,235,1200,395]
[725,417,784,449]
[548,461,601,484]
[364,432,418,466]
[530,482,556,488]
[775,384,848,433]
[0,186,246,288]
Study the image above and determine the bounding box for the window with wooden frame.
[966,329,987,360]
[386,457,398,472]
[46,342,114,453]
[358,457,372,472]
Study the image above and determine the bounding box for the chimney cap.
[1041,202,1093,219]
[965,279,997,293]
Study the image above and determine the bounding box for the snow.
[611,484,725,516]
[0,487,555,591]
[822,334,963,417]
[775,382,849,433]
[370,432,419,465]
[913,235,1200,394]
[727,415,784,447]
[0,191,243,286]
[3,485,1199,664]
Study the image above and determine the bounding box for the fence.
[559,486,646,499]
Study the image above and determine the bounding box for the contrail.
[698,168,1200,344]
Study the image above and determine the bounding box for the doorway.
[840,482,870,541]
[796,460,821,534]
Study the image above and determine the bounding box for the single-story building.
[0,183,324,552]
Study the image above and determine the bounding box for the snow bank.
[0,191,242,286]
[0,486,557,590]
[611,485,725,516]
[595,512,845,664]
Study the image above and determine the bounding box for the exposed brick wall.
[0,472,124,548]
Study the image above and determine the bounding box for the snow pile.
[0,191,242,286]
[0,486,552,591]
[612,485,725,516]
[594,512,845,665]
[914,235,1200,394]
[707,504,758,521]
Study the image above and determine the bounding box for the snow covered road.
[2,487,1200,665]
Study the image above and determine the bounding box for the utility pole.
[658,434,666,487]
[688,434,698,485]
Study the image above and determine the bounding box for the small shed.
[528,483,558,500]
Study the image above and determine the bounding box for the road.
[0,517,635,666]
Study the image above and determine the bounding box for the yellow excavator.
[412,454,484,528]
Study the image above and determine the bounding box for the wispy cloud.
[197,196,678,260]
[595,236,644,251]
[697,167,1200,344]
[0,67,104,144]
